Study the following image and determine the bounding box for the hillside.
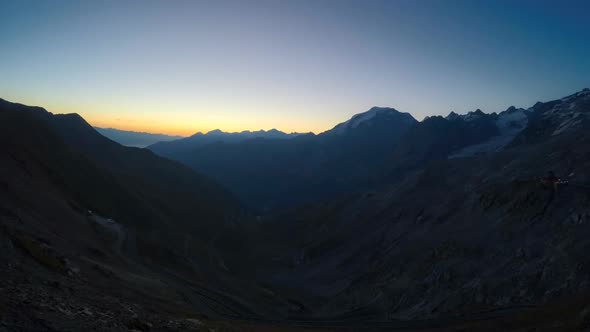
[2,89,590,331]
[0,99,290,331]
[230,88,590,323]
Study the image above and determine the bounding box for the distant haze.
[1,0,589,135]
[94,127,183,148]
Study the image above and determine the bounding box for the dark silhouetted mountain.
[148,104,526,211]
[149,128,300,157]
[94,127,183,147]
[383,110,501,175]
[149,107,417,211]
[0,98,290,325]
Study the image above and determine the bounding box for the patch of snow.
[350,108,383,128]
[552,113,584,136]
[330,107,394,135]
[449,109,528,159]
[568,102,577,110]
[547,92,589,135]
[495,109,528,134]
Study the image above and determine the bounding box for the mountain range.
[147,107,418,210]
[145,104,531,211]
[234,88,590,324]
[94,127,183,148]
[96,127,300,148]
[2,88,590,331]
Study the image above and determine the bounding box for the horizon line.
[4,87,588,137]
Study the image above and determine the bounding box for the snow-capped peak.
[348,107,391,128]
[544,88,590,135]
[446,109,486,122]
[327,107,413,135]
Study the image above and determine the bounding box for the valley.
[2,89,590,331]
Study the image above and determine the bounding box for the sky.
[1,0,589,136]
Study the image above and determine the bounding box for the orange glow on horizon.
[76,103,329,136]
[3,95,332,137]
[83,113,327,137]
[86,120,326,137]
[87,117,203,137]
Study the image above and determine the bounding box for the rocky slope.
[146,104,530,211]
[3,89,590,331]
[231,89,590,323]
[0,99,291,331]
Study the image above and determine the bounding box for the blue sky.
[1,0,589,135]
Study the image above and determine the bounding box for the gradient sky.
[1,0,589,135]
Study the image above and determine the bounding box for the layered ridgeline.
[94,127,183,148]
[150,128,300,152]
[233,88,590,324]
[146,102,534,211]
[149,107,418,211]
[99,127,300,149]
[0,98,292,330]
[2,89,590,331]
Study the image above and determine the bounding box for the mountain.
[380,109,503,178]
[95,127,298,150]
[3,89,590,331]
[511,88,590,146]
[147,104,527,211]
[322,106,415,137]
[204,128,300,140]
[318,107,417,163]
[149,107,417,211]
[94,127,183,147]
[149,128,300,156]
[448,106,529,158]
[0,98,291,330]
[233,88,590,326]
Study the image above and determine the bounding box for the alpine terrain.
[2,88,590,331]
